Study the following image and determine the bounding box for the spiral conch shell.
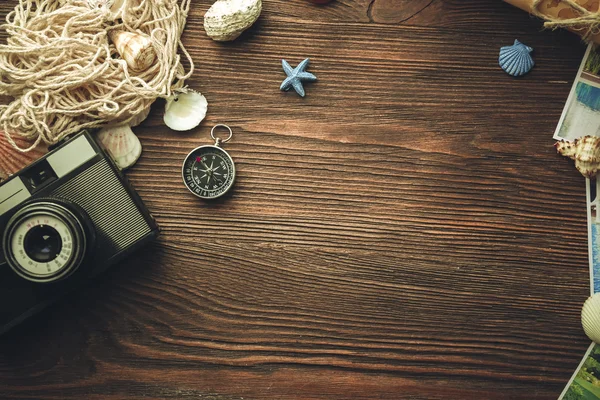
[555,135,600,178]
[204,0,262,42]
[582,293,600,344]
[109,31,157,71]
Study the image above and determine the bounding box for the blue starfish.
[280,58,317,97]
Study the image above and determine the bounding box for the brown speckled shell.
[109,31,156,71]
[556,135,600,178]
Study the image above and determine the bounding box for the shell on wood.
[499,39,534,77]
[109,30,157,72]
[556,135,600,178]
[204,0,262,42]
[582,293,600,344]
[164,90,208,131]
[96,125,142,170]
[0,134,48,181]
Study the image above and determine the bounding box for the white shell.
[582,293,600,344]
[87,0,129,20]
[164,90,208,131]
[204,0,262,42]
[96,125,142,170]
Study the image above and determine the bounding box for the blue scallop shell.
[499,39,534,77]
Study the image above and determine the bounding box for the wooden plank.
[0,0,593,399]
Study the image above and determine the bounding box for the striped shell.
[0,134,47,181]
[96,125,142,170]
[109,31,156,72]
[556,135,600,178]
[499,39,534,77]
[582,293,600,344]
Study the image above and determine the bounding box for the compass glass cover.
[183,146,235,199]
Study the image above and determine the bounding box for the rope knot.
[532,0,600,41]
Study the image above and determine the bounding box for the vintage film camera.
[0,131,159,334]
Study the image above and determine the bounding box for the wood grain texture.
[0,0,593,399]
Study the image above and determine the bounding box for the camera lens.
[23,225,62,263]
[2,200,93,283]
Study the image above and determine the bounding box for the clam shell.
[96,125,142,170]
[0,134,47,181]
[109,31,157,72]
[556,135,600,178]
[499,39,534,77]
[164,90,208,131]
[583,293,600,344]
[204,0,262,42]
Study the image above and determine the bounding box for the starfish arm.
[280,76,294,91]
[296,58,311,72]
[292,80,306,97]
[282,59,294,75]
[297,72,317,81]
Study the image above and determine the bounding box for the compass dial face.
[182,145,236,199]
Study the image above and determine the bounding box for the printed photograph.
[560,344,600,400]
[554,44,600,140]
[556,82,600,140]
[582,46,600,85]
[589,177,600,295]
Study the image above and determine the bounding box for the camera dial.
[2,200,91,283]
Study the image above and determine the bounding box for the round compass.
[182,125,236,200]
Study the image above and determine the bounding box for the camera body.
[0,131,159,334]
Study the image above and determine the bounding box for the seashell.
[109,0,126,13]
[164,89,208,131]
[204,0,262,42]
[556,135,600,178]
[499,39,534,77]
[0,133,48,181]
[96,125,142,170]
[582,293,600,344]
[87,0,129,17]
[109,30,157,72]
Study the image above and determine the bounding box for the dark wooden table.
[0,1,594,399]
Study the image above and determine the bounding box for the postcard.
[559,343,600,400]
[554,44,600,141]
[588,178,600,295]
[555,44,600,400]
[555,43,600,295]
